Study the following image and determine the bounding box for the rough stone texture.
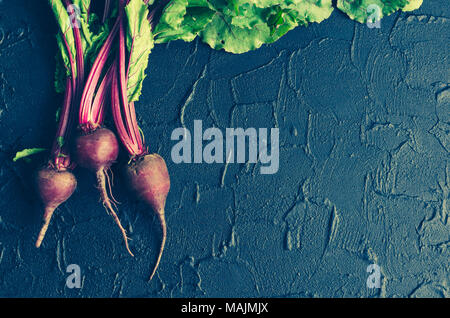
[0,1,448,297]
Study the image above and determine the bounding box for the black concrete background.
[0,1,448,297]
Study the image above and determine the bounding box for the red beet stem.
[59,23,77,94]
[118,16,142,151]
[64,0,85,91]
[110,5,146,157]
[79,11,121,128]
[103,0,111,23]
[49,0,90,169]
[90,63,115,125]
[51,78,73,170]
[111,59,145,156]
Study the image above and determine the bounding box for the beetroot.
[126,154,170,214]
[105,1,173,279]
[75,6,134,256]
[35,167,77,247]
[126,154,170,279]
[74,127,134,256]
[75,127,118,172]
[34,5,80,247]
[111,40,171,278]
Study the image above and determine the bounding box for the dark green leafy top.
[51,0,110,93]
[49,0,77,92]
[153,0,422,53]
[154,0,334,53]
[125,0,154,102]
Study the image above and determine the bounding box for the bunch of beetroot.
[33,0,170,280]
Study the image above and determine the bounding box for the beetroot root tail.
[149,211,167,281]
[105,168,120,205]
[96,169,134,257]
[35,207,56,248]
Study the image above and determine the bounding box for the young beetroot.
[125,154,170,280]
[35,0,83,248]
[109,0,170,279]
[35,79,78,248]
[111,60,170,278]
[75,5,133,256]
[74,126,131,256]
[35,167,77,248]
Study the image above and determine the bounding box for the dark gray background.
[0,0,448,297]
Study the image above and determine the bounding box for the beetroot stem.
[111,60,140,155]
[109,7,146,158]
[64,0,84,91]
[79,12,121,128]
[90,63,115,124]
[50,0,89,169]
[61,29,77,94]
[119,17,141,150]
[129,101,144,152]
[103,0,111,24]
[51,78,73,170]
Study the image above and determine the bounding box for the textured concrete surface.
[0,1,449,297]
